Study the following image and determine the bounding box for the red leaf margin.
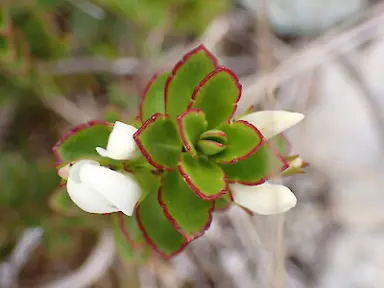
[52,120,112,165]
[133,113,180,171]
[176,108,207,157]
[198,139,226,155]
[135,204,190,259]
[164,45,219,113]
[187,66,242,120]
[116,212,146,249]
[138,69,168,123]
[226,142,289,186]
[200,129,228,144]
[178,157,229,201]
[158,184,215,242]
[212,120,265,164]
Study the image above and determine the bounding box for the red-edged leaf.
[178,153,228,200]
[133,113,182,170]
[188,67,242,128]
[158,170,214,241]
[221,143,289,185]
[136,190,188,258]
[209,120,264,164]
[196,139,226,156]
[52,120,112,165]
[200,129,228,144]
[177,109,208,156]
[165,45,218,119]
[139,71,170,123]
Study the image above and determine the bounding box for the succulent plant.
[51,45,306,260]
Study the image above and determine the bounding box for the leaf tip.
[164,45,219,113]
[188,66,242,111]
[176,109,205,157]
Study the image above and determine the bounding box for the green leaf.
[200,129,227,144]
[134,113,182,170]
[221,143,288,185]
[111,213,150,263]
[209,120,264,163]
[177,109,208,156]
[189,67,241,129]
[165,45,218,119]
[196,139,226,156]
[214,193,233,211]
[49,185,84,217]
[178,153,227,200]
[53,121,112,164]
[136,190,187,258]
[159,171,214,240]
[270,133,291,156]
[140,71,170,123]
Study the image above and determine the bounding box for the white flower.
[230,182,297,215]
[239,110,304,139]
[66,160,142,216]
[96,121,138,160]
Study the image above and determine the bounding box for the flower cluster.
[52,45,306,258]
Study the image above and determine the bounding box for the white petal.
[239,110,304,139]
[96,121,138,160]
[231,182,297,215]
[79,164,142,216]
[95,147,109,158]
[67,160,119,214]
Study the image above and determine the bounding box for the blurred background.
[1,0,384,287]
